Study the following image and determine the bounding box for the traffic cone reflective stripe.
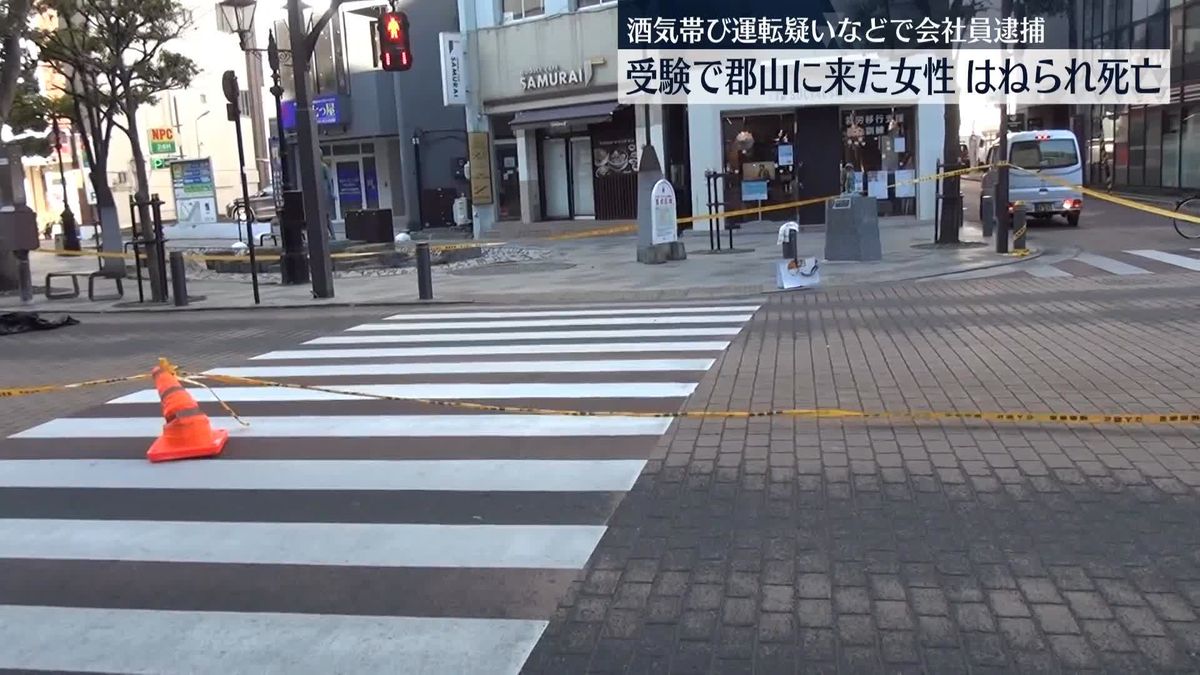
[147,361,229,463]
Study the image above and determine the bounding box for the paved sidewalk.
[2,220,1034,312]
[522,273,1200,674]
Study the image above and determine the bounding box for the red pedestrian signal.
[378,11,412,72]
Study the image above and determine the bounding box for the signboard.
[170,158,218,225]
[867,171,889,199]
[777,144,793,167]
[439,32,466,106]
[148,127,176,155]
[894,169,916,198]
[281,94,348,130]
[467,131,493,205]
[741,179,768,202]
[650,179,678,245]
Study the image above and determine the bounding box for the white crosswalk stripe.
[1074,253,1151,276]
[1126,249,1200,271]
[0,302,761,674]
[938,250,1200,281]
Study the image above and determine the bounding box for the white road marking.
[1074,253,1151,275]
[0,519,606,569]
[1125,250,1200,271]
[383,305,761,321]
[0,605,545,675]
[307,327,742,344]
[205,359,716,378]
[12,415,674,439]
[0,459,648,492]
[251,342,732,360]
[1027,265,1073,278]
[108,382,697,404]
[346,315,755,332]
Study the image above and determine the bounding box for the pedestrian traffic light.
[378,11,412,72]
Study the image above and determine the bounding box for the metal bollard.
[1012,204,1028,252]
[15,251,32,304]
[416,242,433,300]
[980,194,995,238]
[782,230,797,261]
[169,251,189,307]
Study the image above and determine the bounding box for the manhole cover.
[449,261,576,276]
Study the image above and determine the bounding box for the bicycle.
[1175,194,1200,239]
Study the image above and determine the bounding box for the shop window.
[1146,12,1167,49]
[1182,105,1200,190]
[1162,108,1181,188]
[719,112,799,223]
[841,108,916,217]
[1128,108,1145,186]
[1171,9,1184,73]
[1114,111,1129,186]
[577,0,613,7]
[1144,107,1162,188]
[1132,20,1147,48]
[1104,0,1117,31]
[502,0,544,21]
[1186,5,1200,70]
[1116,0,1131,27]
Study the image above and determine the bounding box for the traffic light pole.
[287,0,343,299]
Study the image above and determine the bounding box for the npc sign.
[148,128,176,155]
[650,179,678,246]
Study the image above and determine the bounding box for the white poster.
[868,171,889,199]
[650,179,678,245]
[439,33,466,106]
[894,169,916,198]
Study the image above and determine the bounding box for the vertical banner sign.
[170,158,219,225]
[467,131,494,205]
[650,179,678,245]
[439,32,466,106]
[148,127,176,155]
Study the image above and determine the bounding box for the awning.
[510,102,621,130]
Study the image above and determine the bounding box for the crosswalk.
[0,302,760,674]
[940,248,1200,280]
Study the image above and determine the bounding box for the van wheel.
[1066,212,1079,227]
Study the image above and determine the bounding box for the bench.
[45,271,125,301]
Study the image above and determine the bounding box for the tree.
[0,0,35,130]
[35,0,196,294]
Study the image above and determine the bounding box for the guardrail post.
[416,242,433,300]
[169,251,189,307]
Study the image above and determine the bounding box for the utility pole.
[996,0,1013,254]
[287,0,337,298]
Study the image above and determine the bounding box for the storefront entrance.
[541,135,595,219]
[322,143,380,222]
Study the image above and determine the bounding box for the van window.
[1010,138,1079,170]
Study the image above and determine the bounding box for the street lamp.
[216,0,338,298]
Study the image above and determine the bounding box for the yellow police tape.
[548,163,989,241]
[3,365,1198,427]
[32,241,506,263]
[0,373,151,399]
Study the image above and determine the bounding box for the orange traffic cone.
[147,359,228,463]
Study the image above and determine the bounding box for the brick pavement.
[522,272,1200,674]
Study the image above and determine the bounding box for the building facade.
[1076,0,1200,193]
[276,0,466,233]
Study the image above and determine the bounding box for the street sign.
[439,32,466,106]
[467,132,493,205]
[170,158,218,225]
[150,157,170,170]
[148,127,176,155]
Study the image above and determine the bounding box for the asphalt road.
[961,178,1194,254]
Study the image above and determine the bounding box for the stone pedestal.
[824,194,882,262]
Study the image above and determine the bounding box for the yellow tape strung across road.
[187,370,1200,427]
[0,373,151,399]
[32,241,506,263]
[548,163,989,241]
[2,364,1197,428]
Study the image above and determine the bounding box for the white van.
[981,129,1083,227]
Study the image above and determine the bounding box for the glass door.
[570,137,595,218]
[334,160,364,220]
[543,138,570,219]
[495,142,521,221]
